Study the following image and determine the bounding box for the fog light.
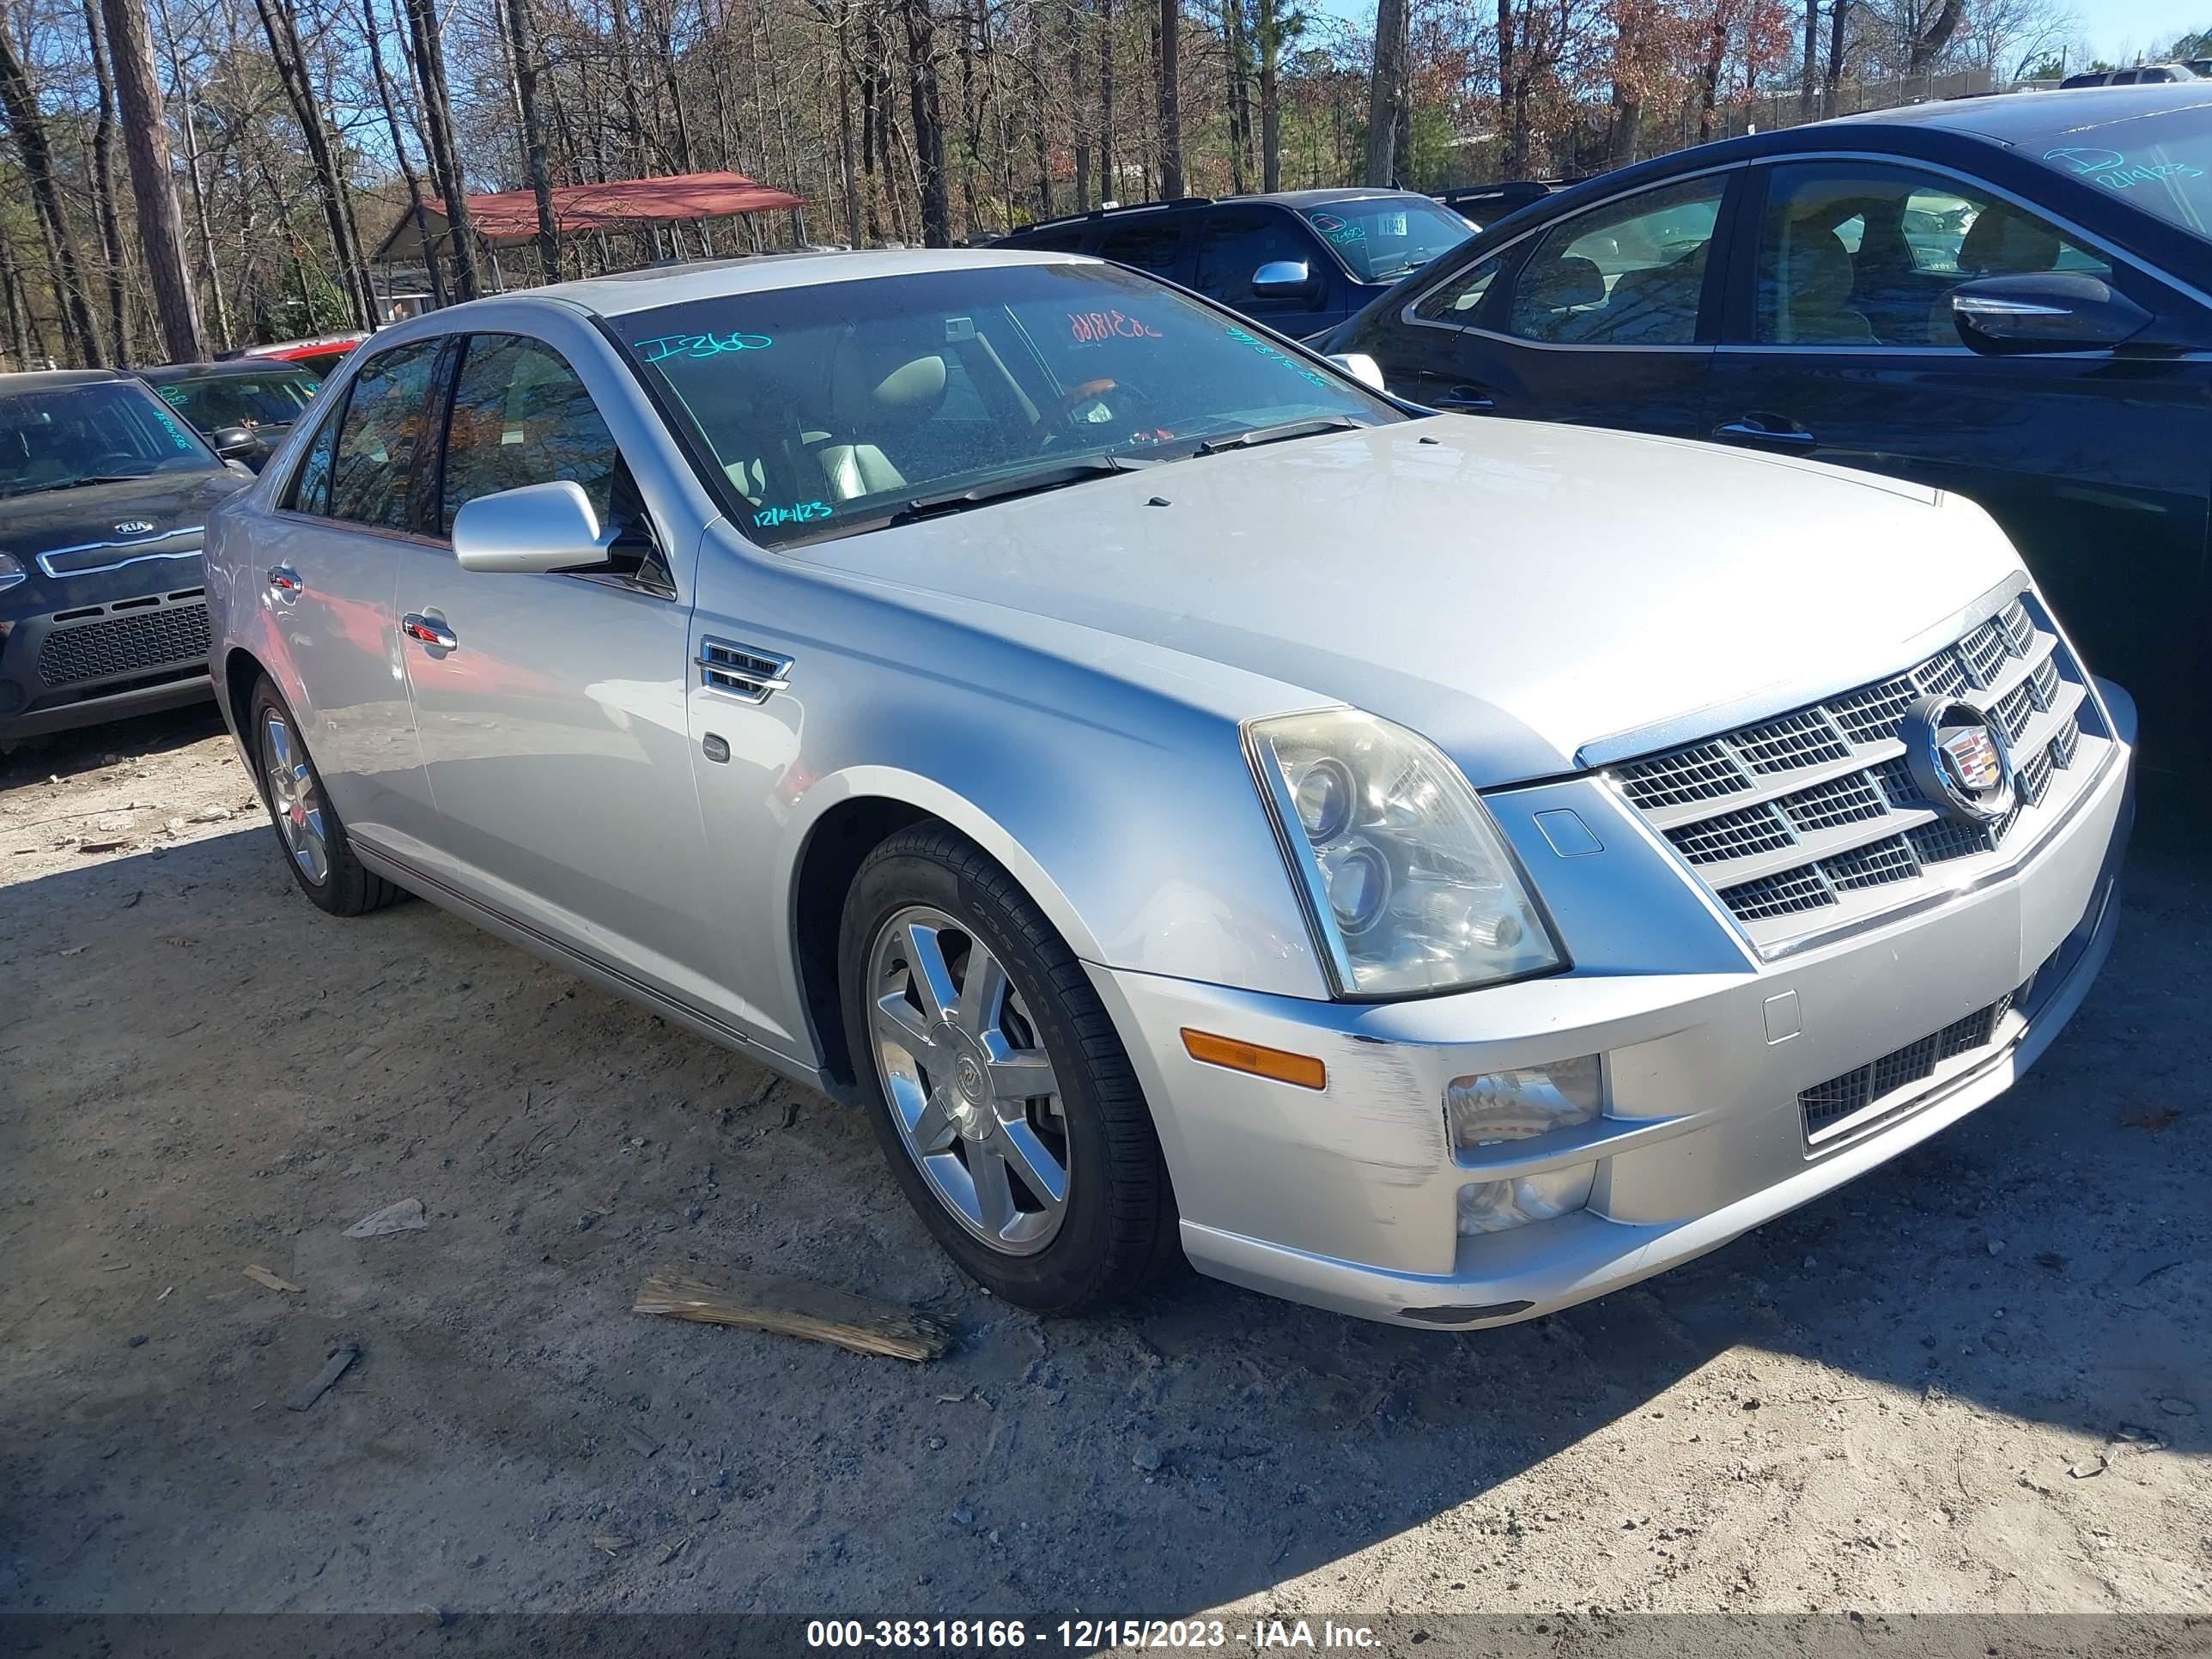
[1458,1164,1596,1235]
[1444,1056,1601,1153]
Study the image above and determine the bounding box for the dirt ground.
[1,702,2207,1623]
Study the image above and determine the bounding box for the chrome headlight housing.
[1246,708,1565,998]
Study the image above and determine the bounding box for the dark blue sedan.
[1325,86,2212,811]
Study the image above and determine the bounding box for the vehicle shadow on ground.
[0,703,228,787]
[0,824,2203,1614]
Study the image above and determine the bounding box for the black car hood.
[1,467,246,611]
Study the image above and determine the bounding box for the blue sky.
[2075,0,2208,62]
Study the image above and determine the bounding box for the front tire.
[839,824,1178,1314]
[247,676,403,918]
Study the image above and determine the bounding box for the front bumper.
[0,574,215,741]
[1091,683,2134,1329]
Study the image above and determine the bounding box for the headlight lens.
[1247,708,1564,997]
[0,552,25,592]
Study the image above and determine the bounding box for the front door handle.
[401,613,457,652]
[1713,418,1817,447]
[267,564,303,602]
[1433,386,1496,412]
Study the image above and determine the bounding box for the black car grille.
[37,595,210,687]
[1798,974,2036,1141]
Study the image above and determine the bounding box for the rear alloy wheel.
[246,676,404,918]
[840,825,1179,1313]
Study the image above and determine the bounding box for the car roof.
[138,359,321,383]
[1819,81,2212,140]
[516,246,1097,318]
[0,368,126,394]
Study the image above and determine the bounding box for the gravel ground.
[1,704,2206,1621]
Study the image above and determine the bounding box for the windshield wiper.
[1194,417,1364,456]
[883,456,1146,526]
[3,473,149,498]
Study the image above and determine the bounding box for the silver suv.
[202,250,2134,1328]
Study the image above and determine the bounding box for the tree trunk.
[364,0,447,307]
[0,5,102,364]
[401,0,485,299]
[502,0,563,282]
[1256,0,1279,189]
[1495,0,1519,177]
[1697,2,1729,142]
[1097,0,1115,200]
[1823,0,1849,115]
[104,0,207,360]
[1156,0,1183,196]
[1798,0,1819,117]
[154,0,232,349]
[80,0,129,362]
[1071,0,1090,210]
[249,0,377,329]
[1364,0,1405,185]
[1905,0,1961,73]
[902,0,952,245]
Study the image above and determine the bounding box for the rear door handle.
[266,564,303,602]
[1713,418,1816,447]
[401,613,457,652]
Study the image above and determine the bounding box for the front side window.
[1298,197,1474,283]
[440,335,620,535]
[0,380,222,498]
[1194,210,1326,307]
[1412,251,1507,322]
[326,341,442,531]
[1754,161,2112,347]
[1505,176,1726,345]
[614,262,1397,549]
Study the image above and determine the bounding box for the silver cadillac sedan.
[202,249,2133,1328]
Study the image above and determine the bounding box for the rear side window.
[439,335,620,535]
[326,342,442,531]
[1504,176,1725,345]
[1097,217,1186,274]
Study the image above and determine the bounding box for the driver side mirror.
[453,480,615,574]
[1253,260,1318,301]
[209,425,258,461]
[1948,272,2154,356]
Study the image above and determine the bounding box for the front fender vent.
[696,637,793,704]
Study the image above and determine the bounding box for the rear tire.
[839,823,1179,1314]
[246,676,404,918]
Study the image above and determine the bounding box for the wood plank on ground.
[632,1265,952,1362]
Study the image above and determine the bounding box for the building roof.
[375,171,811,262]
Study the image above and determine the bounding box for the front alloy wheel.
[839,824,1179,1313]
[867,905,1071,1255]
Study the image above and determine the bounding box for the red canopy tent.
[374,170,811,297]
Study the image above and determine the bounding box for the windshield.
[2027,101,2212,239]
[614,262,1397,548]
[153,370,319,432]
[0,380,222,498]
[1300,198,1476,282]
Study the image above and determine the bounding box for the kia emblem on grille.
[1903,696,2016,824]
[112,520,156,536]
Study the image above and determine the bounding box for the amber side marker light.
[1181,1028,1328,1091]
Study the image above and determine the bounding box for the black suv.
[0,370,249,743]
[994,189,1476,338]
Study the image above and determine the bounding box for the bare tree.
[1363,0,1406,183]
[250,0,376,328]
[902,0,951,243]
[502,0,564,281]
[0,2,101,363]
[100,0,207,359]
[1158,0,1183,195]
[401,0,486,297]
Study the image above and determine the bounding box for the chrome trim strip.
[36,536,204,579]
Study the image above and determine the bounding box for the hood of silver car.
[805,417,2027,783]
